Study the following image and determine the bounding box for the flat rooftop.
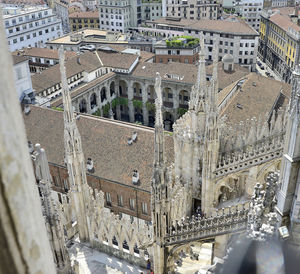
[47,29,128,45]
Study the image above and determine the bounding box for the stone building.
[154,36,200,64]
[259,7,300,83]
[163,0,222,20]
[69,10,99,31]
[141,0,163,22]
[3,5,63,51]
[138,17,259,70]
[12,46,76,73]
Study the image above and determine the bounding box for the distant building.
[12,47,76,73]
[83,0,97,10]
[12,55,34,103]
[69,10,99,31]
[154,36,200,64]
[139,17,259,70]
[98,0,131,33]
[164,0,222,20]
[46,28,154,52]
[259,7,300,83]
[3,5,63,51]
[235,0,263,32]
[54,0,70,33]
[141,0,163,22]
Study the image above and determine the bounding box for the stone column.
[115,79,121,120]
[128,81,135,123]
[86,94,91,114]
[142,84,149,126]
[173,88,180,120]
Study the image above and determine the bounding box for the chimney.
[132,131,137,142]
[86,157,94,173]
[77,56,81,65]
[24,104,31,115]
[132,169,139,185]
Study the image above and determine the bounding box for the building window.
[106,192,112,206]
[16,67,22,79]
[117,195,123,207]
[142,202,148,215]
[39,31,42,35]
[129,198,135,210]
[63,179,68,191]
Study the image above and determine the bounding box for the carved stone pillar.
[142,84,149,126]
[173,89,180,120]
[115,79,121,120]
[128,82,134,123]
[86,95,91,114]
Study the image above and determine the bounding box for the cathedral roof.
[131,61,249,89]
[23,106,174,192]
[218,73,291,126]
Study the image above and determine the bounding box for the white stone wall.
[13,59,33,100]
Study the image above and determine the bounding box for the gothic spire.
[289,63,300,119]
[59,47,89,242]
[189,32,207,113]
[154,72,164,169]
[59,46,74,124]
[196,32,207,96]
[209,41,219,114]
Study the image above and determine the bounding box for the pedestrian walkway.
[69,241,146,274]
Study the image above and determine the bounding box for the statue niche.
[215,175,245,207]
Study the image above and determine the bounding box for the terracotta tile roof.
[219,73,291,126]
[12,47,76,60]
[269,12,300,32]
[12,55,28,65]
[150,17,258,35]
[96,50,139,70]
[132,61,250,88]
[139,51,155,63]
[132,62,198,84]
[32,50,138,93]
[23,106,174,192]
[51,72,116,107]
[206,63,250,90]
[69,11,99,19]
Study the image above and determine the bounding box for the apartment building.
[139,17,259,70]
[54,0,70,34]
[235,0,263,32]
[258,7,300,83]
[83,0,98,10]
[3,5,63,51]
[164,0,222,20]
[98,0,131,32]
[141,0,162,22]
[154,36,200,64]
[69,11,100,31]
